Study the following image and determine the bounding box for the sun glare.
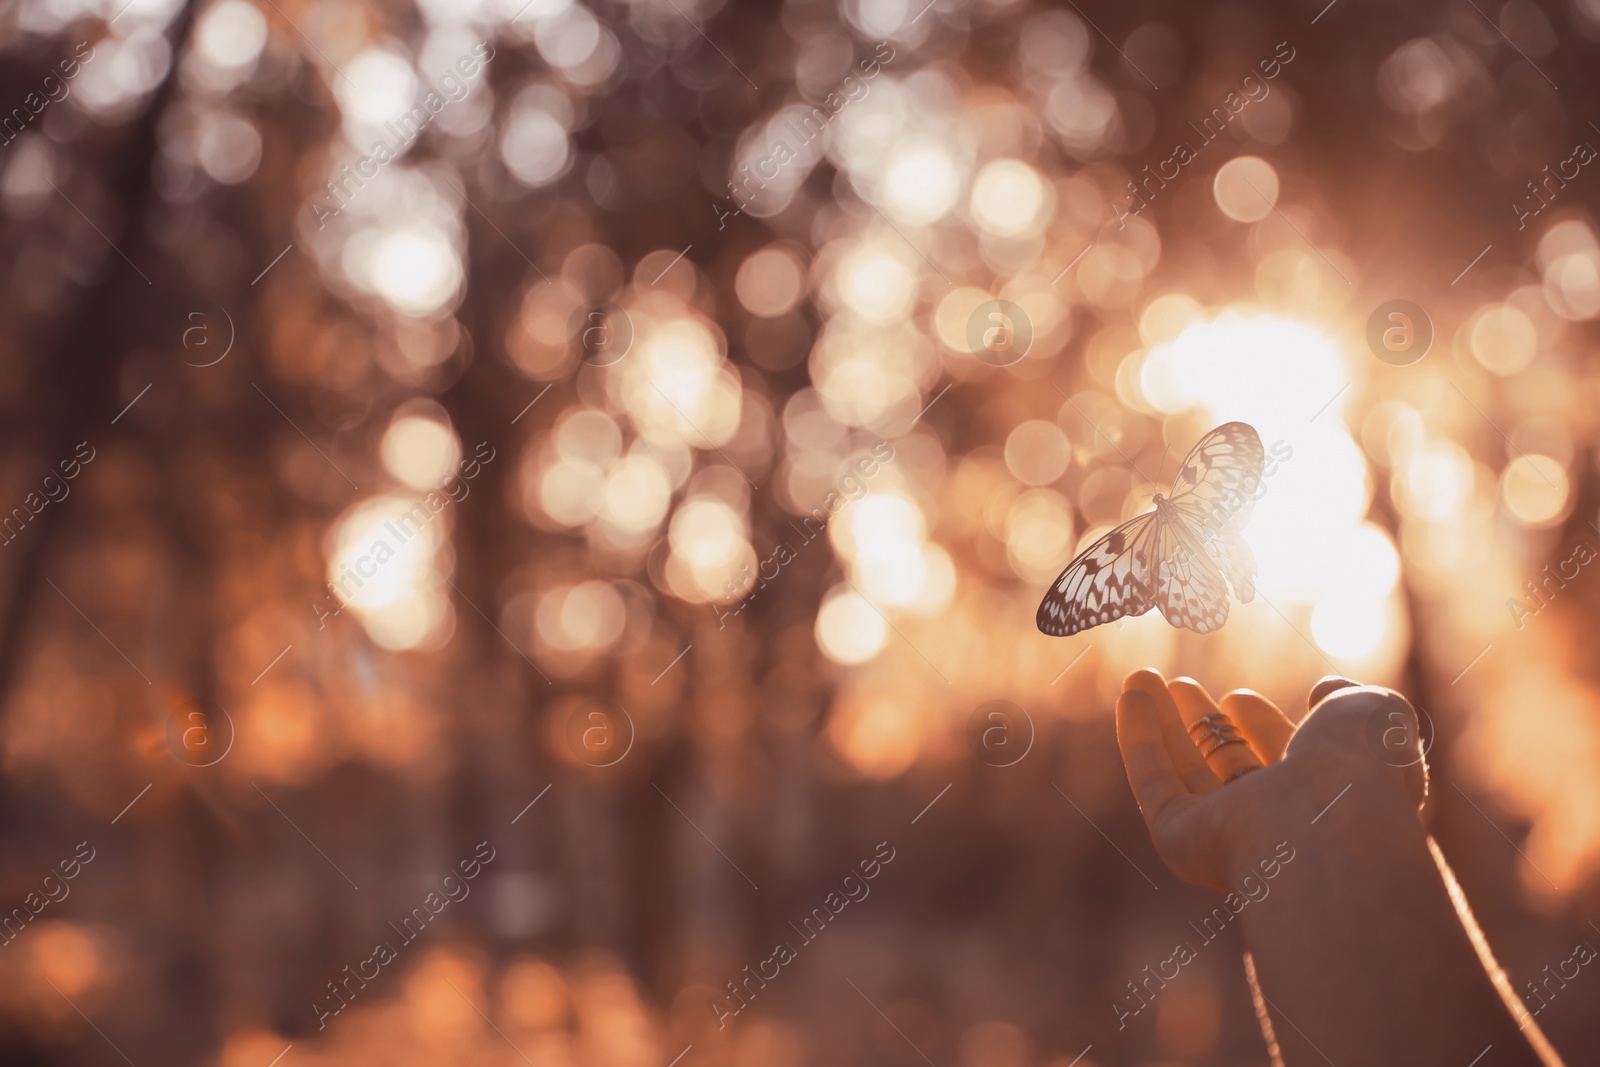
[328,494,454,651]
[1143,310,1396,662]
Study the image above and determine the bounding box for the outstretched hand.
[1114,669,1427,892]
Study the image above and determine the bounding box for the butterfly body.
[1036,422,1265,638]
[1149,493,1217,566]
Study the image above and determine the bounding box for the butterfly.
[1036,422,1264,637]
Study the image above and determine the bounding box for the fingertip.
[1124,668,1166,695]
[1219,689,1296,763]
[1169,677,1214,699]
[1223,689,1287,710]
[1308,675,1359,709]
[1168,677,1220,724]
[1219,691,1262,716]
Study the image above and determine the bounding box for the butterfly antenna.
[1155,444,1170,485]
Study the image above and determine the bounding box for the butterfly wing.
[1036,513,1160,637]
[1036,423,1266,636]
[1166,422,1265,538]
[1152,518,1235,633]
[1201,529,1256,604]
[1166,422,1264,602]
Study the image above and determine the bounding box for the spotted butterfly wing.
[1166,422,1265,541]
[1035,421,1265,637]
[1149,513,1236,632]
[1035,513,1160,637]
[1165,422,1263,605]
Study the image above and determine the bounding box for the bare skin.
[1114,669,1564,1067]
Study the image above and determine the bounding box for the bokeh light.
[9,3,1600,1064]
[1212,156,1278,223]
[815,586,890,665]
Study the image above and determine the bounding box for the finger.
[1308,675,1360,710]
[1170,677,1264,784]
[1125,670,1219,794]
[1220,689,1296,763]
[1310,686,1430,810]
[1115,687,1193,829]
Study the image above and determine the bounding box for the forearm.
[1228,764,1560,1066]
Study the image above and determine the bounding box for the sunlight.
[337,50,419,130]
[623,319,741,447]
[381,409,461,489]
[328,494,452,651]
[882,137,962,226]
[815,586,889,665]
[1143,310,1348,432]
[25,0,1600,1060]
[364,226,462,317]
[834,242,918,323]
[1143,310,1393,657]
[971,159,1050,237]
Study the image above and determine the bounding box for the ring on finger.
[1187,712,1249,759]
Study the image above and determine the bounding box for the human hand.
[1114,670,1427,893]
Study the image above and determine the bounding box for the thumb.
[1289,685,1429,810]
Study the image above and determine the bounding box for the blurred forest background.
[2,0,1600,1064]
